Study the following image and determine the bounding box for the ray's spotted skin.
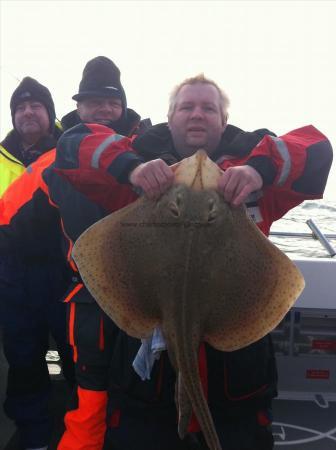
[72,151,305,450]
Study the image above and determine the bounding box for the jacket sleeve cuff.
[245,155,277,186]
[107,152,144,184]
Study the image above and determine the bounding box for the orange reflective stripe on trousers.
[58,386,108,450]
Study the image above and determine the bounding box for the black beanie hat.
[10,77,56,133]
[72,56,127,112]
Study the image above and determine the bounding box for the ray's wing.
[203,212,305,352]
[72,198,162,339]
[171,151,305,352]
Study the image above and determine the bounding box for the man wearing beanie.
[0,77,75,450]
[51,56,152,449]
[0,57,151,450]
[61,55,150,135]
[1,77,61,182]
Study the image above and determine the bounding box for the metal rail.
[306,219,336,257]
[270,231,336,239]
[270,219,336,257]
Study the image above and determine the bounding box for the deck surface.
[273,398,336,448]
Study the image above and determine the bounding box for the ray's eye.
[208,198,217,223]
[208,211,217,223]
[169,193,183,218]
[169,202,180,218]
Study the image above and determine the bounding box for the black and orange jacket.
[44,123,141,271]
[0,120,143,269]
[0,125,66,276]
[219,125,332,235]
[0,149,67,262]
[133,123,333,235]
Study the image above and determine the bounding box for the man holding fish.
[1,67,332,450]
[54,72,332,449]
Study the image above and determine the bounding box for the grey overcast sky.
[1,0,335,199]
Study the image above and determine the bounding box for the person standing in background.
[0,77,74,450]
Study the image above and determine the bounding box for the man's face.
[14,100,50,144]
[77,97,123,125]
[168,83,226,157]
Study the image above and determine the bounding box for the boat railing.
[270,219,336,257]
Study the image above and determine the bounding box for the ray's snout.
[165,186,226,227]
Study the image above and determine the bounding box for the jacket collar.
[61,108,144,137]
[0,127,61,167]
[132,122,275,164]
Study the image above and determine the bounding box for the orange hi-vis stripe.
[58,386,108,450]
[68,302,78,363]
[64,283,84,303]
[65,285,84,363]
[0,149,56,225]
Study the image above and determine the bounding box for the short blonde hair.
[168,74,230,124]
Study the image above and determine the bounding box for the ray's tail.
[168,227,222,450]
[174,329,222,450]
